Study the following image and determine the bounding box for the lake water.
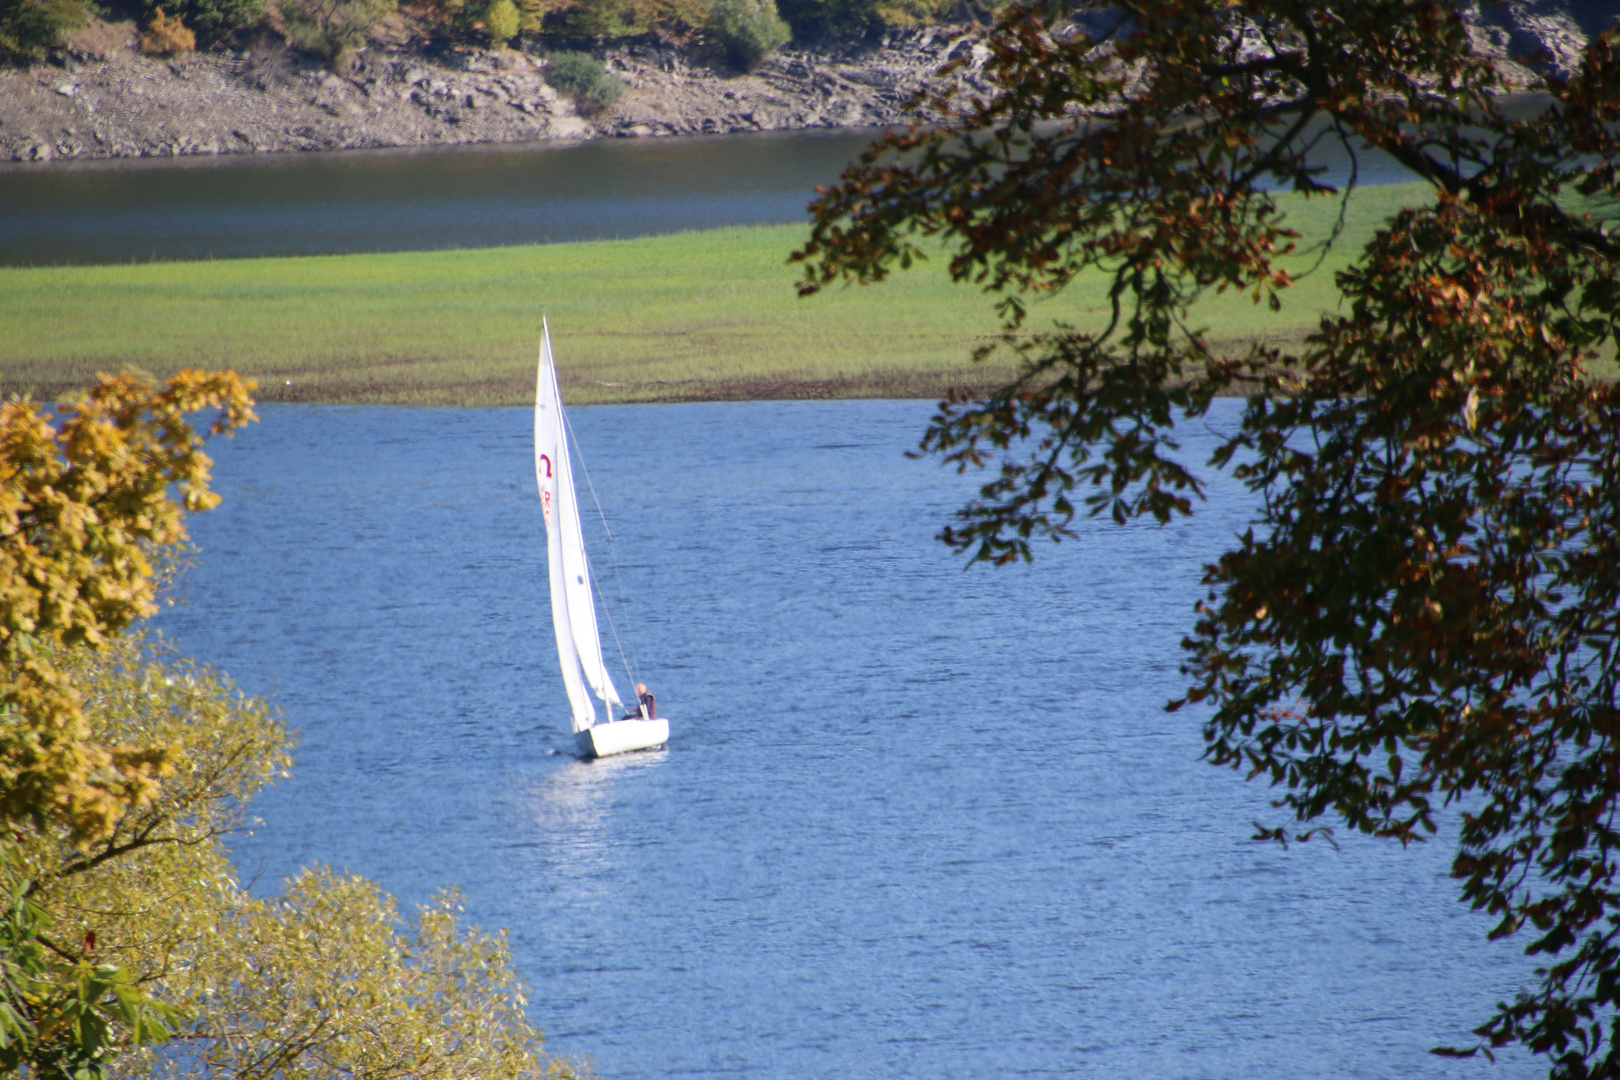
[0,129,886,265]
[0,117,1445,267]
[157,399,1535,1080]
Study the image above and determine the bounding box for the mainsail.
[535,321,623,733]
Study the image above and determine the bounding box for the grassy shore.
[0,181,1453,406]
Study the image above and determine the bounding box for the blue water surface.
[153,399,1536,1080]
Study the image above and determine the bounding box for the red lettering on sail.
[539,454,553,478]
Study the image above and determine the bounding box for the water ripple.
[161,399,1534,1080]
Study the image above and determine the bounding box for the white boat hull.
[577,718,669,759]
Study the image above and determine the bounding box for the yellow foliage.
[0,370,255,844]
[138,9,196,55]
[35,634,588,1080]
[1,376,583,1079]
[485,0,519,41]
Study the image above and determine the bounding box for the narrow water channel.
[0,109,1468,267]
[0,128,883,265]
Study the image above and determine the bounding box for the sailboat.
[534,320,669,759]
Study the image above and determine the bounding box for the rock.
[549,116,590,139]
[55,83,76,96]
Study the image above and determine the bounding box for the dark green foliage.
[281,0,393,66]
[543,50,623,110]
[439,0,507,39]
[770,0,853,34]
[542,0,702,41]
[704,0,788,67]
[772,0,939,35]
[0,0,87,63]
[798,1,1620,1076]
[548,0,635,36]
[139,0,259,39]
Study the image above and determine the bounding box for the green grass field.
[0,181,1456,406]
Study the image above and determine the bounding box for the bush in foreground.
[543,50,623,112]
[798,0,1620,1074]
[705,0,788,67]
[36,630,593,1080]
[0,373,590,1078]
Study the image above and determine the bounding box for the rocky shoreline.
[0,0,1607,166]
[0,22,977,163]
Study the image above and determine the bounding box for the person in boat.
[622,683,655,722]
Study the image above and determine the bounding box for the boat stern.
[577,717,669,759]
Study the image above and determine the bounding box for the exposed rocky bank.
[0,0,1610,165]
[0,23,977,162]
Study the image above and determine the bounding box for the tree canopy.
[0,371,254,1077]
[0,371,255,846]
[796,1,1620,1075]
[37,631,577,1080]
[0,372,580,1080]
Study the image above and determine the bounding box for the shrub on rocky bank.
[280,0,395,68]
[705,0,789,67]
[543,50,623,112]
[138,7,196,53]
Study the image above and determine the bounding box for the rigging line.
[563,407,641,689]
[591,560,633,703]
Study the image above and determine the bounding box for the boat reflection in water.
[523,749,670,912]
